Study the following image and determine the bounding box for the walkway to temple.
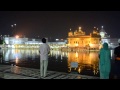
[0,65,99,79]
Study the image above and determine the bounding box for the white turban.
[118,39,120,43]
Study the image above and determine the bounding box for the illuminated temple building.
[67,27,101,50]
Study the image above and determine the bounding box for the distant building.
[99,26,119,48]
[1,35,66,49]
[67,27,101,49]
[67,26,120,50]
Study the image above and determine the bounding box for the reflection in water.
[0,49,114,77]
[2,49,39,62]
[67,51,99,75]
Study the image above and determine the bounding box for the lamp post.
[11,24,16,36]
[14,24,16,36]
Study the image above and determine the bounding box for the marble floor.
[0,65,99,79]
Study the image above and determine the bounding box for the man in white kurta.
[39,38,50,78]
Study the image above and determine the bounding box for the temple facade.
[67,27,101,50]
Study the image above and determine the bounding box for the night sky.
[0,11,120,39]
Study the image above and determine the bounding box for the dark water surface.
[0,49,115,77]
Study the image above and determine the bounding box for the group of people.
[99,39,120,79]
[39,37,120,79]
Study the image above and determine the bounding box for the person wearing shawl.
[99,43,111,79]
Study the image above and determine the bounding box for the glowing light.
[100,32,105,38]
[101,26,104,28]
[78,67,81,73]
[15,35,19,39]
[75,52,78,58]
[15,57,19,64]
[56,39,59,41]
[79,27,81,30]
[11,25,13,27]
[75,43,78,46]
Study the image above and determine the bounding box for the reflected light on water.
[15,57,19,64]
[67,51,99,75]
[0,49,115,77]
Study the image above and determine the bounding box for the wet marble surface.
[0,65,99,79]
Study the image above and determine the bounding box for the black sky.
[0,11,120,39]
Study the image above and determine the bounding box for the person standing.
[39,38,50,78]
[99,43,111,79]
[114,39,120,79]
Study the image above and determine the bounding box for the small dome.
[100,26,105,32]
